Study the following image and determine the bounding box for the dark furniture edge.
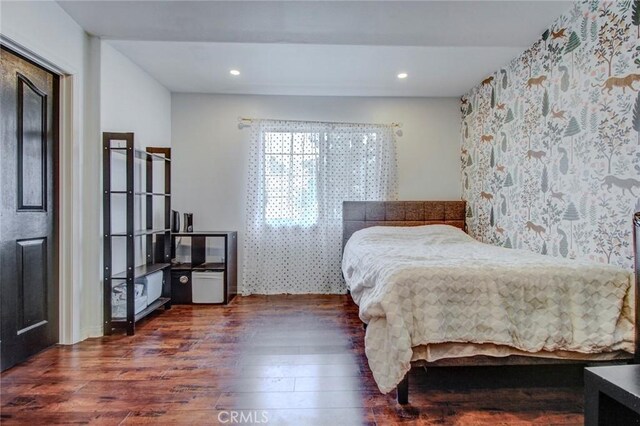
[584,366,640,425]
[103,134,172,336]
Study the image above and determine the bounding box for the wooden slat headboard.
[342,200,466,248]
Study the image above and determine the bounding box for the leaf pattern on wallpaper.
[461,0,640,269]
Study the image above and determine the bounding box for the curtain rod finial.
[238,116,253,129]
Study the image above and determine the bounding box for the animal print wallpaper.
[461,0,640,269]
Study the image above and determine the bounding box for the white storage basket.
[192,271,224,303]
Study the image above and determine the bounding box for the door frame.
[1,34,83,345]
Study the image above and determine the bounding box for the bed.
[341,200,638,404]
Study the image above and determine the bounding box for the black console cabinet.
[171,232,237,304]
[585,365,640,426]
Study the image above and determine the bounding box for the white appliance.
[192,271,224,303]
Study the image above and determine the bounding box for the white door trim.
[1,34,82,344]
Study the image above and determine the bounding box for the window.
[243,119,397,294]
[264,131,320,227]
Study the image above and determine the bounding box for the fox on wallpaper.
[461,0,640,270]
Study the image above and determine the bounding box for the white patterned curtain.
[242,120,398,295]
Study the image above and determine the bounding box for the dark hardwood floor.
[0,295,583,425]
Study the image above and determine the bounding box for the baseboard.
[80,325,104,340]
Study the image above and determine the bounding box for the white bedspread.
[342,225,634,393]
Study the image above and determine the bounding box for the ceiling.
[58,0,574,97]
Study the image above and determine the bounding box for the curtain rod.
[238,116,402,128]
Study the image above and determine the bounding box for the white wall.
[171,93,461,287]
[100,42,171,148]
[1,0,99,342]
[100,42,172,295]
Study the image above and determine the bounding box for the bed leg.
[397,373,409,405]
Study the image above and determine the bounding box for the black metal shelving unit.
[103,132,172,335]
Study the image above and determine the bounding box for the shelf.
[112,297,171,323]
[142,151,171,162]
[112,262,171,280]
[172,231,237,237]
[111,229,171,237]
[108,191,171,197]
[171,262,225,271]
[171,262,194,271]
[193,262,225,271]
[104,133,172,336]
[137,192,171,197]
[111,147,171,162]
[135,297,171,322]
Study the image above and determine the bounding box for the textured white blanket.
[342,225,634,393]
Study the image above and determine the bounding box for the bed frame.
[342,200,466,248]
[342,201,640,405]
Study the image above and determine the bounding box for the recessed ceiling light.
[230,69,240,76]
[397,72,408,79]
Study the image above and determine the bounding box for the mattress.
[342,224,634,393]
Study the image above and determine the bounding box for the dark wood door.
[0,46,59,371]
